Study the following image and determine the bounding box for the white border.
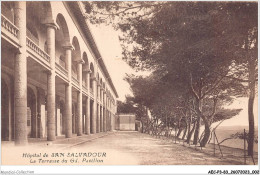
[0,0,259,174]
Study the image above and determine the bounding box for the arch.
[96,72,100,98]
[82,52,89,69]
[89,63,95,89]
[26,2,53,46]
[2,2,15,23]
[56,13,70,72]
[43,2,54,21]
[59,55,66,68]
[1,79,10,141]
[72,64,78,79]
[100,78,103,100]
[27,86,37,138]
[71,36,81,79]
[56,13,70,44]
[27,25,39,45]
[82,52,89,87]
[72,36,81,61]
[96,72,100,82]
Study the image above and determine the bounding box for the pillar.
[97,103,100,133]
[100,87,103,132]
[100,105,103,132]
[97,82,101,133]
[85,70,91,134]
[85,97,90,134]
[72,104,75,133]
[107,98,110,131]
[92,77,97,134]
[77,61,83,136]
[56,96,61,136]
[63,44,74,138]
[109,111,111,131]
[103,91,107,132]
[46,22,58,141]
[14,1,27,145]
[37,88,46,138]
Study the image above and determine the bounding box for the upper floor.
[1,1,118,108]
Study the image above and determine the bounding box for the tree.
[85,2,257,150]
[117,96,136,113]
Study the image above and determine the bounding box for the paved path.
[2,131,244,165]
[69,131,242,165]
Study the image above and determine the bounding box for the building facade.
[1,1,118,145]
[115,114,136,131]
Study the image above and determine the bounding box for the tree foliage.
[85,1,257,152]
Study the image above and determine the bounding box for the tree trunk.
[200,121,210,147]
[182,125,188,140]
[247,56,256,156]
[141,121,144,133]
[186,113,191,141]
[187,122,196,144]
[193,96,211,147]
[193,116,200,145]
[177,128,183,138]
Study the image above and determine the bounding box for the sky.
[89,22,258,127]
[88,23,135,101]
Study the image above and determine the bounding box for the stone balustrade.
[72,75,79,86]
[26,28,39,46]
[1,14,19,38]
[82,84,88,93]
[90,88,94,97]
[26,37,50,62]
[55,62,68,77]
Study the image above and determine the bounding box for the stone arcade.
[1,1,118,145]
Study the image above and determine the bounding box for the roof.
[65,1,119,98]
[117,113,136,116]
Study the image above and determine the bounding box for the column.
[14,2,27,145]
[63,44,74,138]
[97,83,100,133]
[77,61,83,136]
[92,77,97,134]
[56,96,61,136]
[85,70,91,134]
[100,87,103,132]
[46,22,58,141]
[107,111,110,131]
[107,98,110,131]
[37,88,46,138]
[109,111,111,131]
[103,91,107,132]
[97,103,100,133]
[100,106,103,132]
[85,97,90,134]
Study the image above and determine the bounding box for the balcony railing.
[82,85,88,93]
[1,14,19,38]
[90,88,94,96]
[72,75,79,86]
[26,37,50,62]
[72,71,78,80]
[55,62,68,77]
[56,57,66,69]
[82,80,86,87]
[59,59,66,69]
[26,29,39,46]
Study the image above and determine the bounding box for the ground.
[70,131,246,165]
[2,131,250,165]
